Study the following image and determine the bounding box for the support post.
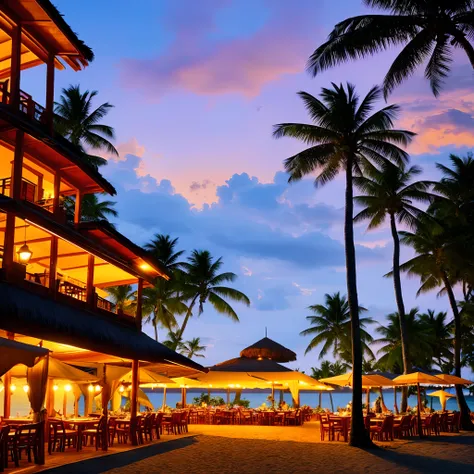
[2,213,16,269]
[10,25,22,109]
[74,191,82,224]
[3,332,14,418]
[45,53,55,133]
[417,383,424,438]
[101,365,108,451]
[130,359,139,445]
[136,278,143,330]
[11,130,24,200]
[49,236,58,294]
[86,254,95,307]
[52,173,60,217]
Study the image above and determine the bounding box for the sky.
[21,0,474,373]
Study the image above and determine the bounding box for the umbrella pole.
[226,388,230,405]
[365,388,370,414]
[318,392,322,408]
[162,386,167,410]
[417,383,423,438]
[329,392,334,412]
[271,383,275,408]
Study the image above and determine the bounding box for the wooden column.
[2,213,16,269]
[3,332,14,418]
[86,254,95,307]
[49,236,58,294]
[45,53,55,133]
[11,130,24,200]
[136,278,143,330]
[74,191,82,224]
[10,25,22,108]
[130,359,139,446]
[101,365,108,451]
[52,172,60,217]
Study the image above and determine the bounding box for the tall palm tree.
[307,0,474,97]
[273,83,414,447]
[163,330,184,352]
[300,292,375,361]
[375,308,434,372]
[63,194,118,225]
[144,234,185,271]
[141,281,186,341]
[418,309,453,371]
[399,219,473,429]
[55,85,118,167]
[354,160,433,410]
[105,285,135,314]
[177,250,250,339]
[180,337,206,359]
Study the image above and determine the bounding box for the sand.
[41,423,474,474]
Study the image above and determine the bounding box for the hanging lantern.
[17,243,32,264]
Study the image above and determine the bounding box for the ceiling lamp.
[17,224,32,264]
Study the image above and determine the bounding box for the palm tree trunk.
[442,272,474,431]
[177,295,198,339]
[329,392,334,412]
[318,392,322,408]
[345,159,373,448]
[389,213,410,412]
[393,387,399,414]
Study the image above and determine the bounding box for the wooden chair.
[179,411,188,434]
[114,420,130,444]
[273,412,286,426]
[162,413,180,435]
[108,418,117,446]
[136,416,146,444]
[320,416,334,441]
[446,412,460,433]
[82,416,106,450]
[48,420,78,453]
[393,415,412,439]
[154,413,163,439]
[285,409,300,426]
[438,413,448,432]
[8,423,42,467]
[0,426,10,472]
[423,414,439,436]
[370,416,394,441]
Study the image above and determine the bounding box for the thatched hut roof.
[209,357,293,373]
[240,337,297,363]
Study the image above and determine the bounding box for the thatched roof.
[209,357,293,373]
[240,337,297,362]
[0,281,206,374]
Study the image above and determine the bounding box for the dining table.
[329,415,351,442]
[64,418,99,451]
[2,417,33,427]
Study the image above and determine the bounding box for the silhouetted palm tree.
[178,250,250,339]
[354,160,433,410]
[308,0,474,97]
[144,234,185,271]
[163,330,184,352]
[273,82,414,447]
[180,337,206,359]
[105,285,134,314]
[55,85,118,168]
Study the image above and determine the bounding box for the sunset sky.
[23,0,474,372]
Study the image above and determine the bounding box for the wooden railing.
[0,81,48,125]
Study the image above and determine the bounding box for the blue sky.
[22,1,474,372]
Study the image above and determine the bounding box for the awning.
[0,281,207,374]
[0,337,48,377]
[240,337,297,363]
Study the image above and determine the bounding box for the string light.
[53,384,59,391]
[88,384,94,392]
[64,384,72,392]
[10,384,16,393]
[94,385,101,392]
[23,385,29,393]
[119,385,125,393]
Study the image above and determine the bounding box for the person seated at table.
[279,401,289,411]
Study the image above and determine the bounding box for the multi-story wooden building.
[0,0,205,455]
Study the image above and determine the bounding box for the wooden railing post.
[136,277,143,331]
[10,25,22,109]
[74,191,82,224]
[49,236,58,295]
[45,53,55,133]
[11,130,24,200]
[130,359,139,445]
[86,254,95,307]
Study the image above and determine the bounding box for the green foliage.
[192,393,225,407]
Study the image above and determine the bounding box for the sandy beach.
[40,423,474,474]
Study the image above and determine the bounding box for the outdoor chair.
[162,412,181,435]
[393,415,412,439]
[179,411,188,433]
[0,425,10,472]
[273,412,286,426]
[447,412,460,433]
[285,409,301,426]
[422,414,440,436]
[370,416,394,441]
[154,413,163,439]
[136,416,147,444]
[48,419,78,453]
[320,417,334,441]
[108,418,117,446]
[438,413,448,432]
[82,416,106,450]
[115,419,131,444]
[8,422,43,467]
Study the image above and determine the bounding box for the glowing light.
[23,385,29,393]
[88,384,94,392]
[53,384,59,391]
[119,385,125,393]
[10,384,16,393]
[17,243,32,264]
[95,385,101,392]
[64,384,72,392]
[140,263,152,271]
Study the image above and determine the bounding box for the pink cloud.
[119,1,321,98]
[116,137,146,160]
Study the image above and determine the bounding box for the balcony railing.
[0,81,48,125]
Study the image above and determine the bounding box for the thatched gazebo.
[240,337,296,363]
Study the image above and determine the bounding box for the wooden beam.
[52,172,60,217]
[45,53,54,133]
[136,278,143,331]
[86,254,94,307]
[11,130,24,200]
[10,25,21,108]
[130,360,139,446]
[30,250,87,263]
[94,278,139,289]
[3,332,14,418]
[74,191,82,224]
[49,236,58,294]
[2,212,16,268]
[14,236,51,246]
[61,261,109,272]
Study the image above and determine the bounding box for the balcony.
[0,82,48,126]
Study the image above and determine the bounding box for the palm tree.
[141,281,186,341]
[163,330,184,352]
[177,250,250,339]
[63,194,118,224]
[399,219,473,429]
[354,160,433,410]
[144,234,185,271]
[375,308,434,372]
[418,309,453,371]
[180,337,206,359]
[273,83,414,447]
[300,292,375,361]
[55,85,118,167]
[307,0,474,97]
[105,285,135,314]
